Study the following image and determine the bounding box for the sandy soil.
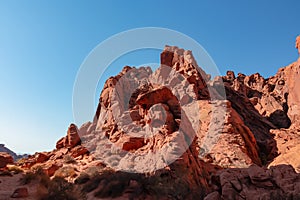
[0,173,37,200]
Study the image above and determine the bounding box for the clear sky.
[0,1,299,154]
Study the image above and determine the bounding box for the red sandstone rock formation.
[10,36,300,199]
[56,123,81,149]
[0,152,13,168]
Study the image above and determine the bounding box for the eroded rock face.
[221,55,300,171]
[269,128,300,172]
[221,36,300,131]
[160,45,211,99]
[222,70,290,129]
[224,86,278,163]
[198,100,261,168]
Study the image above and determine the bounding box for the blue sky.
[0,1,299,154]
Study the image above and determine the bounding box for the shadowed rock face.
[206,164,300,200]
[221,55,300,171]
[11,37,300,199]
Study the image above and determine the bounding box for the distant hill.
[0,144,28,160]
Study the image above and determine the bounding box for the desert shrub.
[140,169,201,199]
[81,174,102,193]
[81,168,115,193]
[88,170,143,198]
[20,167,50,185]
[84,165,105,176]
[81,169,150,198]
[94,179,126,198]
[77,165,108,187]
[31,164,44,173]
[0,170,12,176]
[81,168,200,199]
[54,166,76,179]
[20,172,38,184]
[260,152,268,165]
[63,155,76,164]
[269,190,284,200]
[38,177,82,200]
[74,172,90,184]
[19,167,83,200]
[16,157,27,165]
[141,173,171,197]
[7,165,24,174]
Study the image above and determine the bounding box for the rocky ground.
[1,36,300,200]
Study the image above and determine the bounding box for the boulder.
[44,162,61,177]
[0,152,13,168]
[71,145,89,158]
[56,137,65,149]
[35,152,49,163]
